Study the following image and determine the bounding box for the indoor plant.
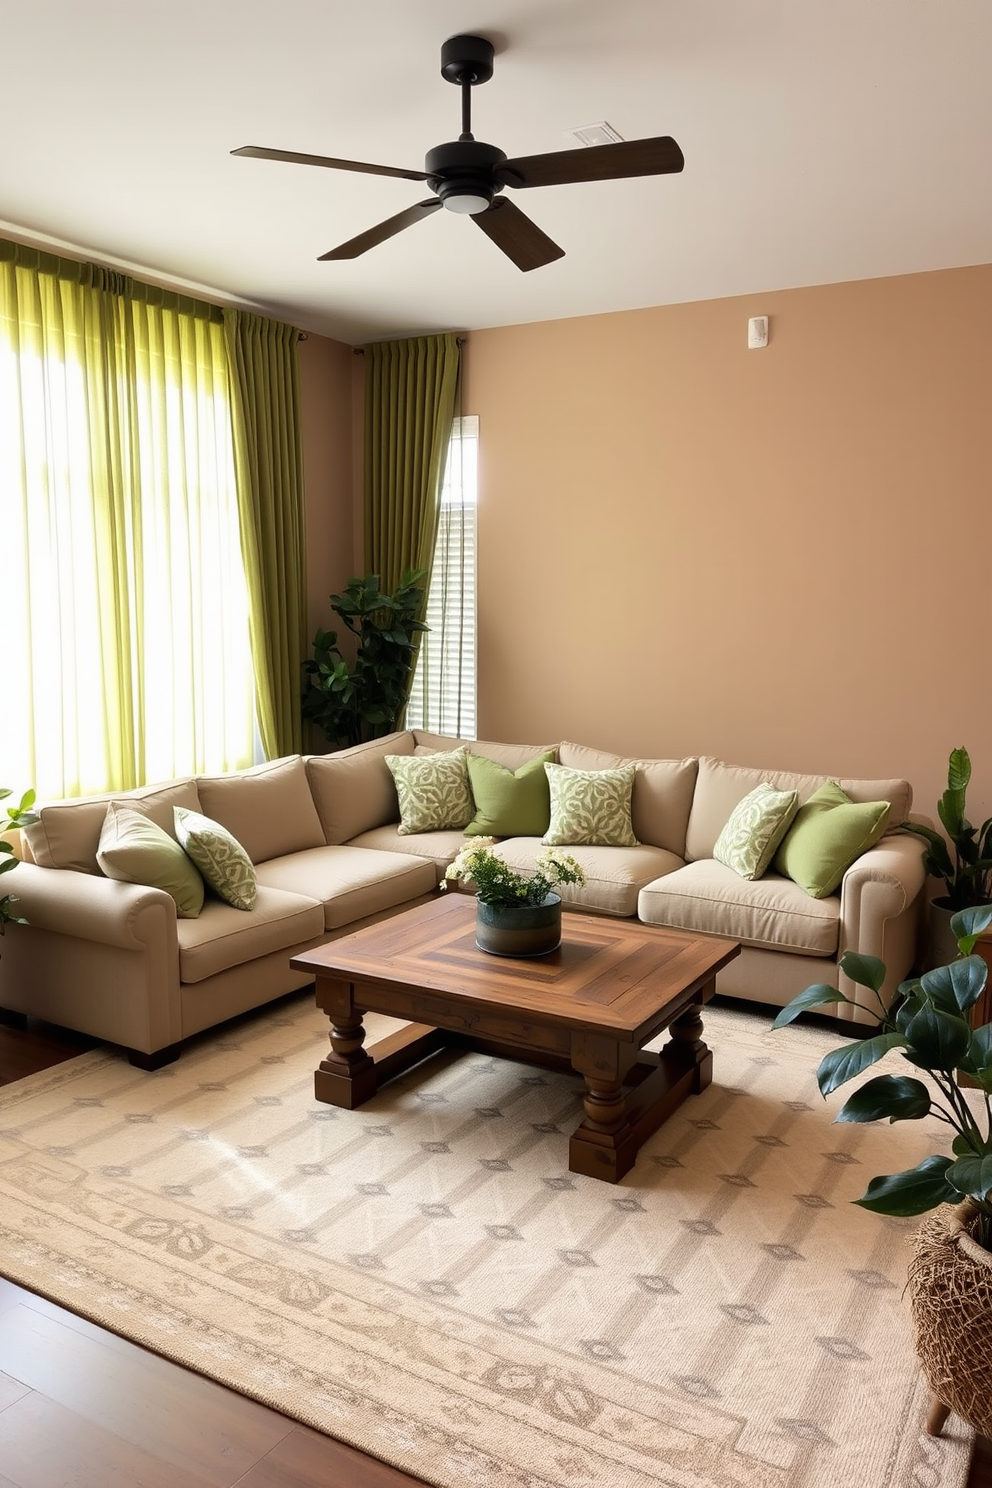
[772,902,992,1435]
[900,746,992,966]
[1,787,38,933]
[443,837,586,957]
[302,571,428,749]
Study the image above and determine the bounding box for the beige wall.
[298,332,356,642]
[460,265,992,826]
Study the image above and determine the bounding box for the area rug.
[0,995,974,1488]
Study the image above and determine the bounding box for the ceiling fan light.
[443,192,490,215]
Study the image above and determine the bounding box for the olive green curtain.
[224,310,307,757]
[1,235,304,797]
[363,334,461,597]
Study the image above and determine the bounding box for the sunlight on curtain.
[405,416,478,738]
[0,258,254,799]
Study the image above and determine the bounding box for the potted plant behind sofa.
[772,904,992,1439]
[0,788,38,934]
[899,746,992,968]
[302,571,428,750]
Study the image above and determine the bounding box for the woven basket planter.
[908,1200,992,1436]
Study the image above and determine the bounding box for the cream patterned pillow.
[712,782,800,880]
[174,806,257,911]
[385,748,474,835]
[542,762,638,847]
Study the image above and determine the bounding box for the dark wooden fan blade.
[318,199,442,260]
[472,198,564,272]
[231,145,429,184]
[499,135,684,189]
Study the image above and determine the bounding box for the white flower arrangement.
[443,836,585,909]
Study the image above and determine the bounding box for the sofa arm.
[1,861,177,950]
[837,833,927,1019]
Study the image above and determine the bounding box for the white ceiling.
[3,0,991,345]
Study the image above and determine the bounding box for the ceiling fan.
[232,34,684,272]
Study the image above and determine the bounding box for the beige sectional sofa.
[0,732,927,1066]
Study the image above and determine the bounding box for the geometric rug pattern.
[0,995,973,1487]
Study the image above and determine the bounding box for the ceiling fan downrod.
[440,33,494,141]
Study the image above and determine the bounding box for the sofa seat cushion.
[494,838,684,918]
[638,860,839,956]
[254,845,436,930]
[345,825,466,878]
[177,886,325,984]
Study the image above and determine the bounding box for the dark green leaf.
[952,904,992,954]
[945,1153,992,1203]
[854,1155,958,1216]
[771,984,849,1029]
[919,956,988,1015]
[838,952,886,993]
[904,1003,973,1071]
[835,1075,932,1124]
[816,1032,904,1096]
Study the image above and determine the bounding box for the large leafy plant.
[900,746,992,912]
[773,904,992,1249]
[1,788,38,931]
[302,571,428,749]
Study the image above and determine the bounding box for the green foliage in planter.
[900,746,992,912]
[1,788,39,931]
[301,571,428,749]
[773,903,992,1249]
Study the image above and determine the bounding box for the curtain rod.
[352,335,467,354]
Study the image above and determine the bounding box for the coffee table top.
[292,893,740,1044]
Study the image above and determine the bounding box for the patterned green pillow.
[542,762,638,847]
[174,806,257,911]
[97,803,205,918]
[385,748,474,835]
[713,782,800,880]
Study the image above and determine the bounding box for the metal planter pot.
[475,893,562,958]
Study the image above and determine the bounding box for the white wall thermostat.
[748,316,769,349]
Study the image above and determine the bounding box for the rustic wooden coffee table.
[291,893,740,1183]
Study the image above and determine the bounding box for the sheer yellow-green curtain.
[364,333,461,597]
[224,310,307,758]
[1,240,256,798]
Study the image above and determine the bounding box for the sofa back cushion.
[685,756,912,863]
[196,755,324,864]
[23,778,202,874]
[413,732,559,771]
[306,732,416,845]
[557,742,698,857]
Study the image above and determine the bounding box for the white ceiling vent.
[565,122,625,147]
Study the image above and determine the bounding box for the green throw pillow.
[542,762,638,847]
[713,782,799,880]
[174,806,257,911]
[96,802,204,918]
[773,781,890,898]
[465,750,556,837]
[385,748,474,835]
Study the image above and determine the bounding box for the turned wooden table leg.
[666,988,713,1093]
[925,1393,952,1436]
[313,977,377,1108]
[569,1032,638,1182]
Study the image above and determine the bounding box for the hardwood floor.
[0,1016,988,1487]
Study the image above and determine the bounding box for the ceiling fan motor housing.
[425,139,507,212]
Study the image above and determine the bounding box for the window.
[1,264,256,799]
[405,415,478,738]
